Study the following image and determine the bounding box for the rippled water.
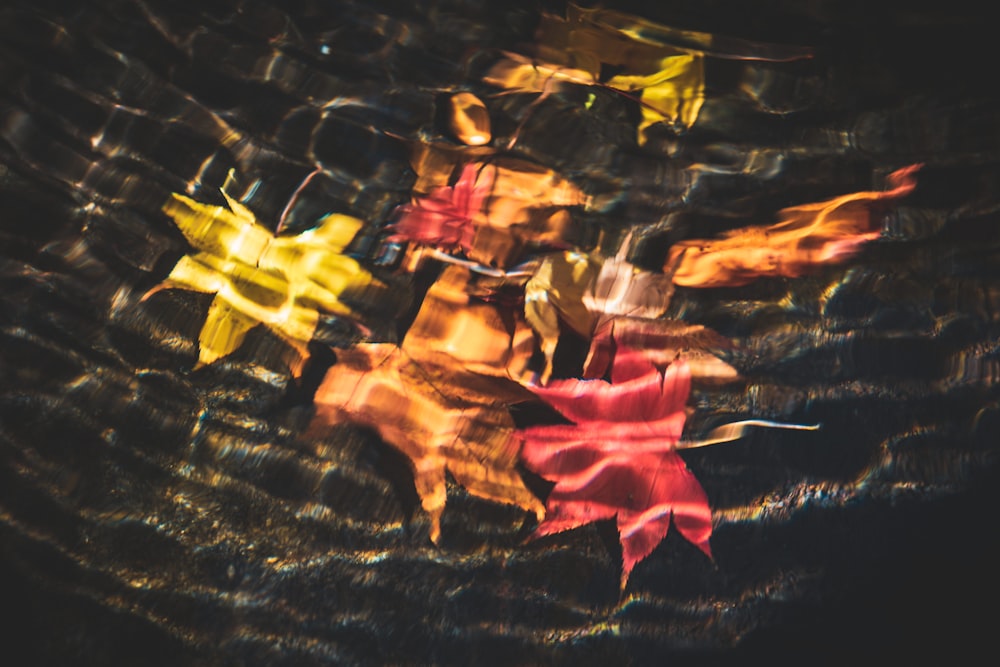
[2,0,999,664]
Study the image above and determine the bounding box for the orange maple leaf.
[667,164,921,287]
[310,266,544,543]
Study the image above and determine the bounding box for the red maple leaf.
[388,162,491,253]
[518,354,712,589]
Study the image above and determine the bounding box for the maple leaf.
[486,4,811,146]
[486,5,705,145]
[310,266,544,543]
[388,162,487,255]
[667,164,922,287]
[311,342,544,544]
[483,51,702,147]
[402,265,537,387]
[517,355,712,589]
[147,187,381,375]
[405,140,494,194]
[604,55,704,145]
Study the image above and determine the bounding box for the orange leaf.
[667,164,922,287]
[311,266,545,543]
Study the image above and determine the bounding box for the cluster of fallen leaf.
[148,6,921,589]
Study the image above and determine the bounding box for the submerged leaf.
[149,188,380,374]
[311,266,544,543]
[502,5,707,144]
[392,150,586,268]
[542,4,813,64]
[524,234,676,381]
[604,54,704,144]
[389,162,487,254]
[517,355,712,589]
[487,4,810,145]
[404,265,536,386]
[583,316,740,385]
[667,164,922,287]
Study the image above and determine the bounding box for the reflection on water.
[2,0,999,663]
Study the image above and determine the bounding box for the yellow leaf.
[531,4,707,143]
[151,187,380,374]
[524,251,600,383]
[605,53,704,144]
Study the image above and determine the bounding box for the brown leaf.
[403,265,537,392]
[447,92,492,146]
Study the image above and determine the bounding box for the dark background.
[2,1,999,664]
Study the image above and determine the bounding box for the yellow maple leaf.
[149,187,380,375]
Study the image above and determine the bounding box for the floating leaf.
[389,162,487,254]
[540,4,813,64]
[406,140,494,193]
[148,187,380,375]
[604,54,704,145]
[403,265,536,385]
[518,355,711,589]
[482,51,598,97]
[489,5,707,145]
[667,164,922,287]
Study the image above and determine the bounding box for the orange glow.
[448,92,492,146]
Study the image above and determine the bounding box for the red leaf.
[518,356,712,589]
[389,162,489,252]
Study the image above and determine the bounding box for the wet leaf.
[667,164,922,287]
[148,187,380,375]
[403,265,536,386]
[487,4,811,145]
[389,161,487,255]
[517,355,712,589]
[603,54,704,145]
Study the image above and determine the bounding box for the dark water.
[2,0,999,664]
